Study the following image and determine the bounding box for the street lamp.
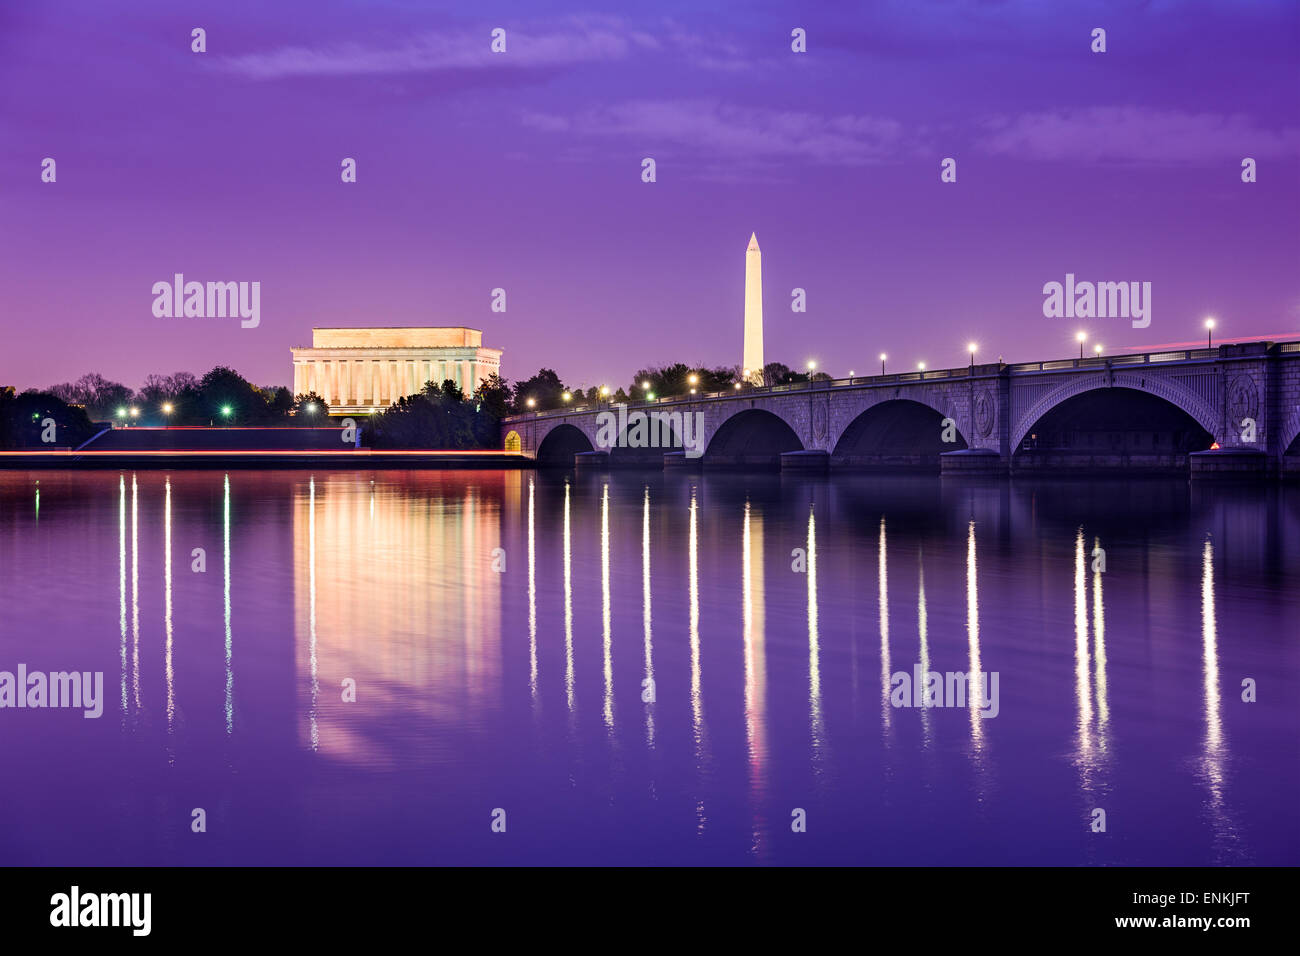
[562,391,572,403]
[918,361,926,372]
[129,407,140,418]
[733,382,742,391]
[687,373,698,387]
[1093,344,1103,357]
[526,397,536,409]
[1205,317,1216,349]
[115,408,126,420]
[646,391,656,400]
[879,353,887,375]
[967,343,977,367]
[220,405,232,418]
[641,380,651,391]
[162,402,174,415]
[1076,330,1087,359]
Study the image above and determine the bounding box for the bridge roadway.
[501,339,1300,477]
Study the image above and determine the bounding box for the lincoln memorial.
[291,327,503,415]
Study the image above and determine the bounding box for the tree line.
[1,359,827,449]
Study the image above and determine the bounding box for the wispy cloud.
[218,18,657,80]
[522,99,909,171]
[978,106,1300,164]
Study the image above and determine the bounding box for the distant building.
[291,327,502,415]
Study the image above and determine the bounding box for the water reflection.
[688,486,708,832]
[807,505,825,773]
[1,469,1290,866]
[878,516,891,733]
[223,474,232,734]
[564,480,574,714]
[742,500,768,858]
[290,473,504,765]
[307,476,319,751]
[1073,528,1110,797]
[601,482,614,733]
[164,477,175,755]
[966,519,983,748]
[1199,535,1241,861]
[642,486,655,749]
[131,474,141,712]
[917,547,931,747]
[528,476,537,703]
[118,475,126,718]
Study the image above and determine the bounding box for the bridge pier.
[663,451,703,470]
[781,450,830,472]
[1189,448,1271,479]
[940,448,1009,476]
[573,450,609,471]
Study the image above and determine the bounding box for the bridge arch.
[1011,372,1220,453]
[1282,405,1300,457]
[703,408,803,468]
[611,416,691,468]
[535,423,594,465]
[831,399,968,469]
[1012,379,1214,468]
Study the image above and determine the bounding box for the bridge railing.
[504,340,1298,422]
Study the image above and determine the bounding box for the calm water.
[0,469,1296,866]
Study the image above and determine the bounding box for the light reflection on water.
[0,469,1296,866]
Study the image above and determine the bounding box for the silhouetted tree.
[512,368,567,412]
[0,389,98,449]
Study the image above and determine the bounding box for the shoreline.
[0,450,529,469]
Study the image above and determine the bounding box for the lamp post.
[1205,317,1216,349]
[1094,344,1103,357]
[879,353,887,376]
[967,343,977,368]
[918,361,926,373]
[1076,330,1087,359]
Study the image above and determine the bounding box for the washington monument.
[743,232,764,384]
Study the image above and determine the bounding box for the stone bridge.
[502,339,1300,477]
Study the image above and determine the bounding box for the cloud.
[522,99,908,169]
[978,106,1300,164]
[218,18,656,80]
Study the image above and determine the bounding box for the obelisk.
[743,232,764,384]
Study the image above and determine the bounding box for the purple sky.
[2,0,1297,393]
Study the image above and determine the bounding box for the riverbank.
[0,449,528,469]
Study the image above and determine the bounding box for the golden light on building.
[290,327,502,415]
